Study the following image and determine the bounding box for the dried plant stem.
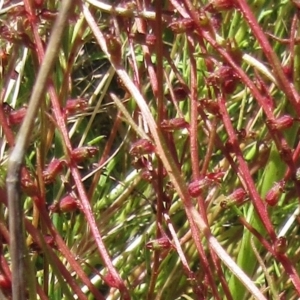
[6,1,74,298]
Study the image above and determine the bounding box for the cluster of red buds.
[130,139,156,180]
[207,65,240,94]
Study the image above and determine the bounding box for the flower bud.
[282,64,293,81]
[64,99,88,116]
[59,195,78,212]
[200,99,220,116]
[208,66,239,94]
[228,188,247,205]
[71,146,98,162]
[30,234,57,252]
[8,107,27,125]
[146,237,172,250]
[145,34,156,46]
[103,272,120,289]
[165,86,188,102]
[274,236,287,254]
[220,67,239,94]
[267,115,294,131]
[168,18,195,33]
[160,118,189,132]
[265,181,285,206]
[43,159,66,184]
[130,32,156,47]
[21,172,38,196]
[39,8,58,21]
[207,0,236,12]
[188,179,206,197]
[129,139,155,156]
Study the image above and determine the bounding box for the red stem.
[22,0,129,296]
[235,0,300,111]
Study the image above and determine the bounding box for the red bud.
[267,115,294,131]
[103,272,120,289]
[43,159,66,184]
[200,99,220,116]
[228,188,247,205]
[64,99,88,116]
[165,86,188,102]
[129,139,155,156]
[8,107,27,125]
[188,173,223,197]
[208,66,239,94]
[130,32,156,47]
[168,18,195,33]
[188,179,206,197]
[50,196,78,213]
[265,181,285,206]
[21,173,38,196]
[207,0,236,12]
[282,64,293,81]
[205,171,224,182]
[71,146,98,162]
[146,237,173,250]
[30,234,57,252]
[59,195,78,212]
[160,118,189,132]
[145,34,156,46]
[274,236,287,254]
[39,8,58,21]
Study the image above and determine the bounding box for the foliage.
[1,0,300,299]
